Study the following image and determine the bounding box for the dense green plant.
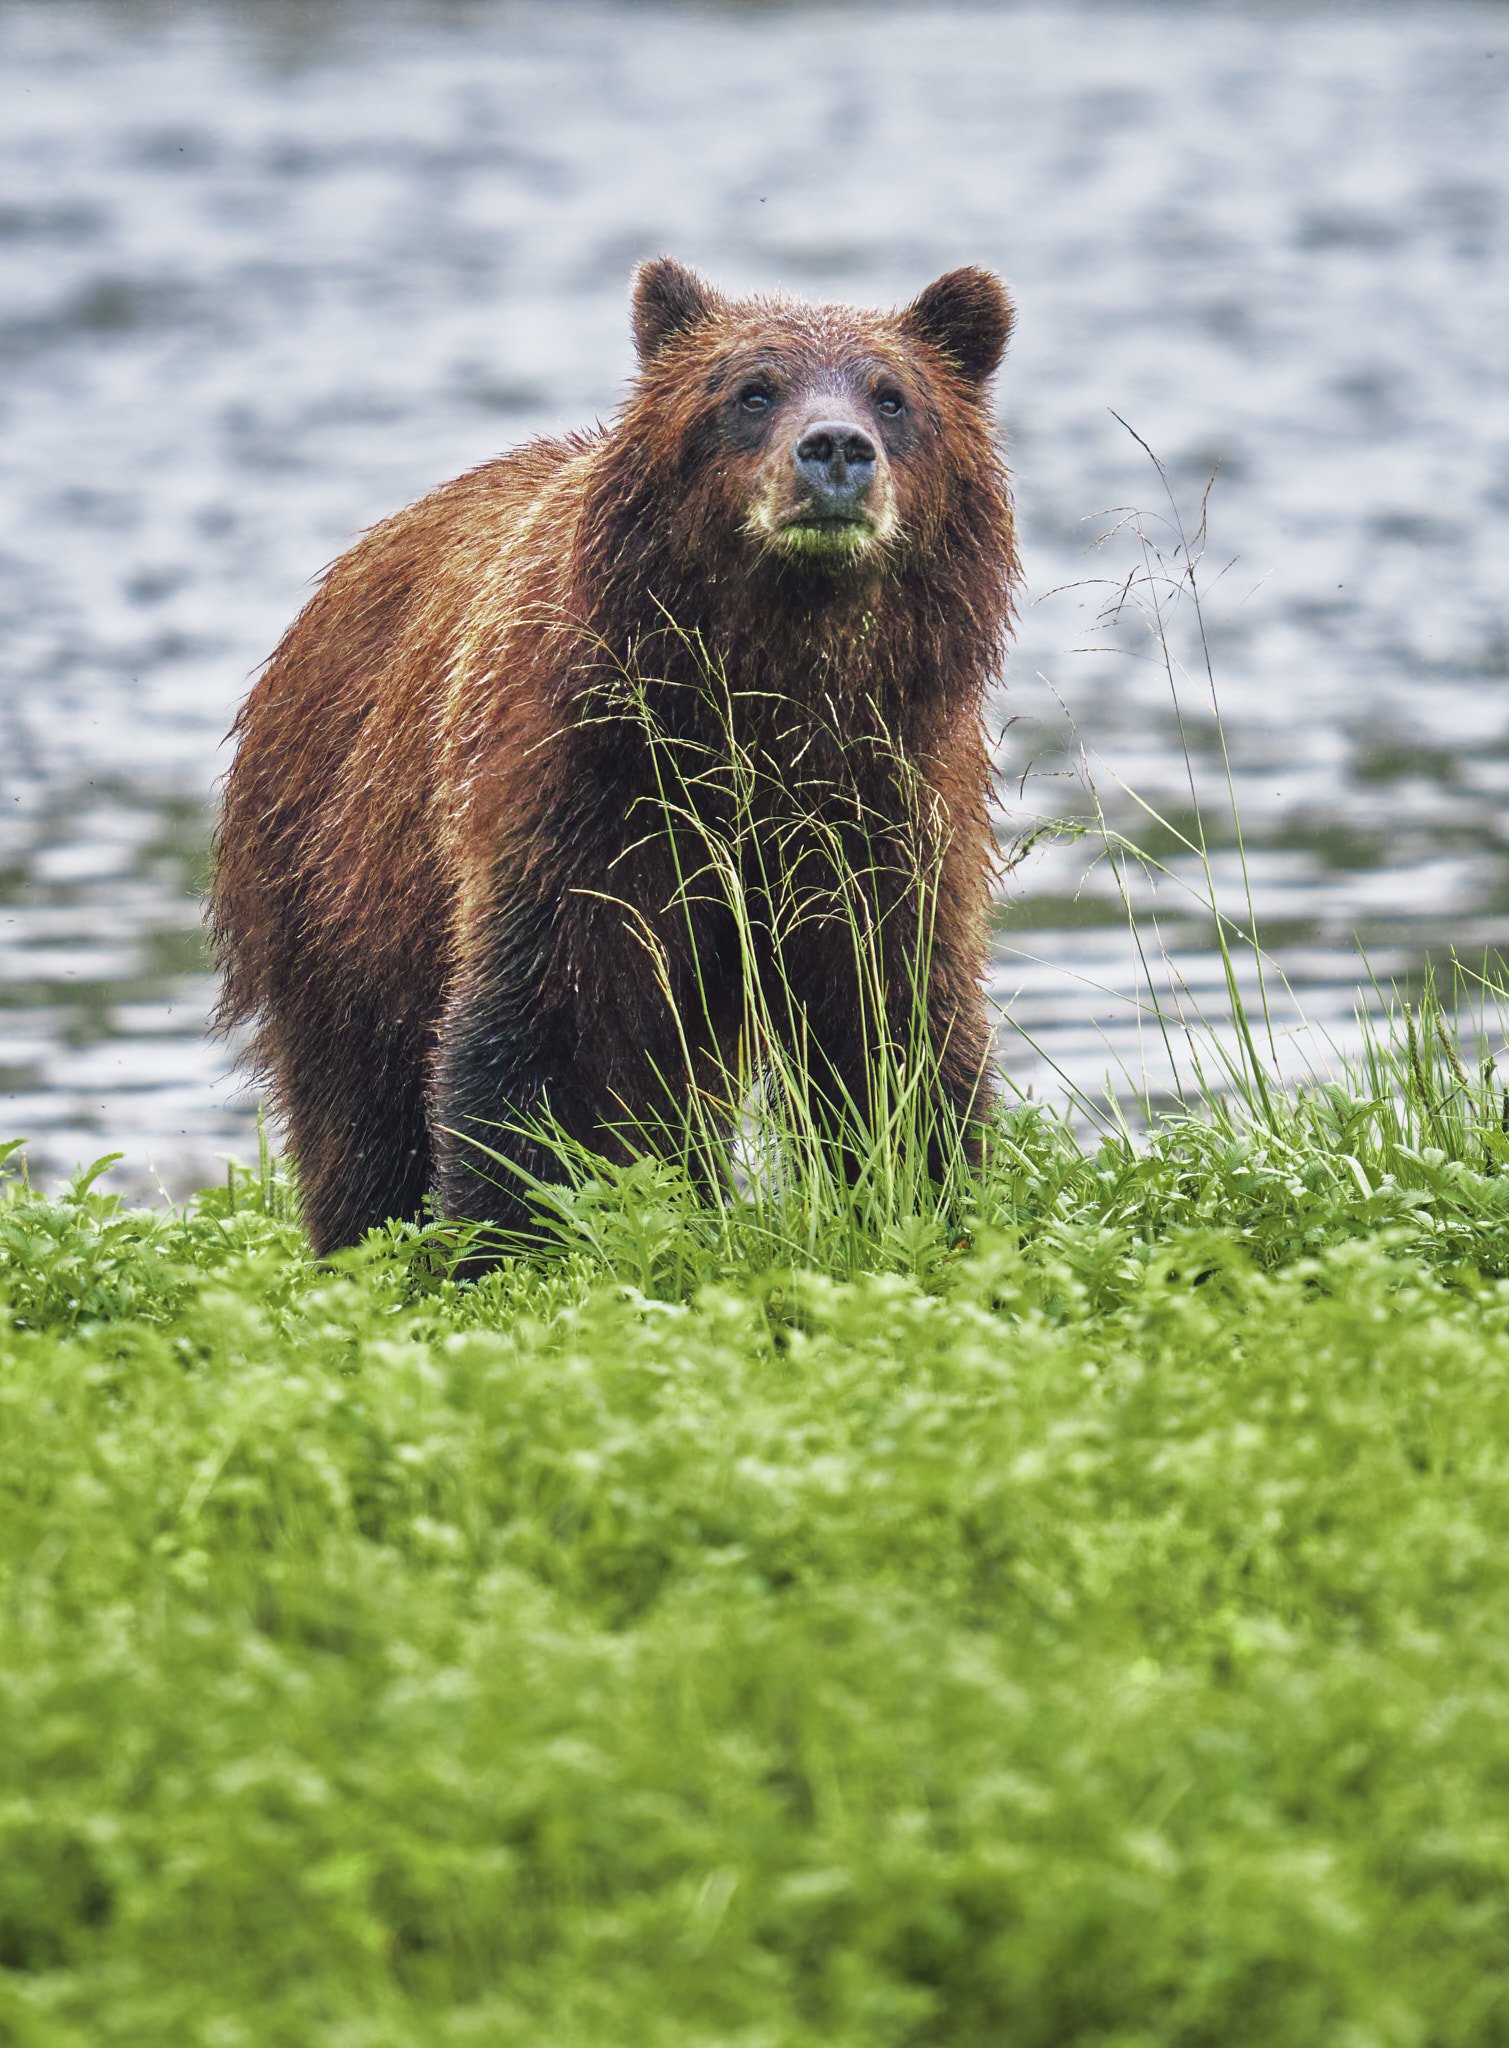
[5,1076,1509,2043]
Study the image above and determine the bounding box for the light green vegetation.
[5,988,1509,2046]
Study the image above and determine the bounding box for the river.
[2,0,1506,1192]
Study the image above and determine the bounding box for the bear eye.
[738,383,773,413]
[876,389,905,418]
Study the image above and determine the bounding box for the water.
[2,0,1506,1194]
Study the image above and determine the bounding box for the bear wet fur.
[211,259,1020,1255]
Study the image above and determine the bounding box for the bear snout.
[792,419,878,519]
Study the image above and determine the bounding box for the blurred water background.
[1,0,1507,1196]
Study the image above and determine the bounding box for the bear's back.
[214,432,596,1020]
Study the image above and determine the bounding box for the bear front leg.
[772,950,993,1185]
[428,978,584,1247]
[428,888,737,1256]
[765,864,995,1188]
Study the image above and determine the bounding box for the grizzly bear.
[211,258,1019,1256]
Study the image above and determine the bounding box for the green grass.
[6,1015,1509,2046]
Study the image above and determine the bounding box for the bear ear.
[903,267,1015,385]
[631,257,721,364]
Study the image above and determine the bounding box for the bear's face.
[625,260,1013,580]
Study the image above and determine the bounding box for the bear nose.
[793,419,877,511]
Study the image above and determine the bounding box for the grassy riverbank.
[5,1003,1509,2046]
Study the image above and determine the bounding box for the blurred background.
[1,0,1506,1195]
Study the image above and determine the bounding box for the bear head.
[620,257,1014,583]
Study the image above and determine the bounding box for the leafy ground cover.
[5,1020,1509,2048]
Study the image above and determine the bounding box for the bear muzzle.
[771,416,896,560]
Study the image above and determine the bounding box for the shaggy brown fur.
[211,259,1020,1254]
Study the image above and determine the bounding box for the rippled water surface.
[2,0,1507,1192]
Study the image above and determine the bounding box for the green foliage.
[5,1056,1509,2043]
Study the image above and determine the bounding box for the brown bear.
[211,258,1020,1255]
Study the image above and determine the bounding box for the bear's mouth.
[776,515,875,558]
